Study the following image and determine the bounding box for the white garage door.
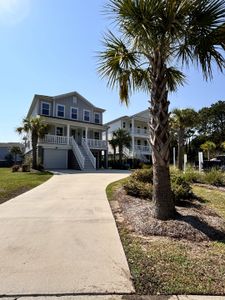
[44,149,67,169]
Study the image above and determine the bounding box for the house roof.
[105,109,149,125]
[27,91,105,117]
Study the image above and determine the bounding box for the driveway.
[0,170,134,296]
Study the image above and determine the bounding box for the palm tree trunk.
[149,52,175,220]
[32,134,38,169]
[178,128,185,170]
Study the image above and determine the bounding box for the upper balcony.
[129,127,149,136]
[38,134,107,150]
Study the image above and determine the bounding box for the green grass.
[193,185,225,218]
[106,177,128,201]
[107,177,225,295]
[0,168,52,204]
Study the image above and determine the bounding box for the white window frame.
[41,101,50,116]
[56,104,65,118]
[94,112,100,124]
[55,126,64,136]
[83,109,91,122]
[70,107,78,120]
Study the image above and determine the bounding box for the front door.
[71,128,82,145]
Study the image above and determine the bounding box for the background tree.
[221,141,225,152]
[200,141,216,160]
[98,0,225,220]
[111,129,131,168]
[109,138,118,162]
[16,117,49,169]
[10,146,22,164]
[170,108,199,170]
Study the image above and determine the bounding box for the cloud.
[0,0,31,25]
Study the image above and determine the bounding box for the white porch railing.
[130,128,149,136]
[86,138,107,149]
[134,145,150,153]
[40,134,68,145]
[70,137,85,170]
[82,138,96,169]
[123,147,131,157]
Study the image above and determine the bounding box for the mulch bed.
[112,188,225,242]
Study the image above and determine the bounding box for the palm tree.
[10,146,22,164]
[16,117,49,169]
[109,138,118,162]
[170,108,199,170]
[112,129,131,167]
[98,0,225,220]
[201,141,216,160]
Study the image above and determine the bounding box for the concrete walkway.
[0,170,134,296]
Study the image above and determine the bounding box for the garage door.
[43,149,67,169]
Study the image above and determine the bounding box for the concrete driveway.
[0,170,134,296]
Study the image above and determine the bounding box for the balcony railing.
[130,127,149,136]
[85,138,107,149]
[134,145,150,153]
[39,134,68,145]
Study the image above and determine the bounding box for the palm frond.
[165,67,186,92]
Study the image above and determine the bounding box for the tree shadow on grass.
[178,213,225,242]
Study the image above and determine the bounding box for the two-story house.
[105,110,151,162]
[25,91,108,170]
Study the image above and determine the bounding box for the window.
[144,140,148,146]
[71,107,78,120]
[56,127,63,136]
[57,104,65,118]
[94,113,100,124]
[130,123,132,128]
[83,110,90,122]
[122,121,126,128]
[83,130,86,138]
[137,140,141,145]
[94,132,100,140]
[41,102,50,116]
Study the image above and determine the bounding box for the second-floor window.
[71,107,78,120]
[83,110,90,122]
[94,113,100,124]
[41,102,50,116]
[57,104,65,118]
[123,122,126,128]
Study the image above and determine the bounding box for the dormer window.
[83,110,90,122]
[71,107,78,120]
[94,113,100,124]
[41,102,50,116]
[57,104,65,118]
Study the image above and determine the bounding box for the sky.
[0,0,224,142]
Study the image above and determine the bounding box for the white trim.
[94,112,100,124]
[70,107,78,120]
[83,109,91,122]
[56,104,65,118]
[55,126,64,136]
[41,101,50,116]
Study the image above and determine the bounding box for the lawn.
[0,168,52,204]
[107,179,225,295]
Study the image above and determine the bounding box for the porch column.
[131,118,135,157]
[85,127,88,141]
[67,124,70,145]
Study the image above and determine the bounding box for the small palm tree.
[109,138,118,162]
[98,0,225,220]
[16,117,49,169]
[201,141,216,160]
[171,109,199,170]
[112,129,131,167]
[10,146,22,164]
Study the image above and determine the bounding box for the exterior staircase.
[78,145,95,170]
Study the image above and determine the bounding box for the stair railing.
[82,138,96,169]
[70,137,85,170]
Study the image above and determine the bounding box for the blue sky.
[0,0,224,142]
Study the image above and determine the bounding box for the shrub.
[182,166,200,183]
[131,168,153,183]
[124,178,153,199]
[170,173,193,203]
[12,165,20,172]
[202,168,224,186]
[22,164,30,172]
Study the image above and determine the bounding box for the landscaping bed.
[107,169,225,295]
[0,168,52,204]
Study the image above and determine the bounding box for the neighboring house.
[105,110,151,162]
[25,91,108,170]
[0,143,23,167]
